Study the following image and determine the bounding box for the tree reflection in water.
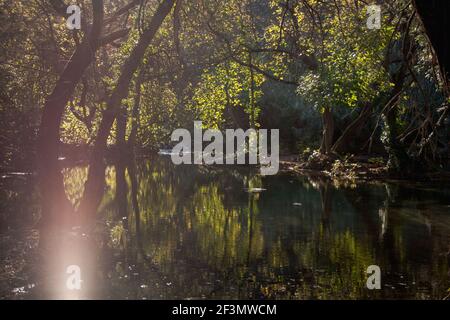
[1,156,449,299]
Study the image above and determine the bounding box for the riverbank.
[278,153,450,183]
[2,146,449,184]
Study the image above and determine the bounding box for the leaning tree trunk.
[37,0,104,228]
[78,0,176,220]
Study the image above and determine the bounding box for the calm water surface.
[1,156,449,299]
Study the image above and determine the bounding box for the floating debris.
[12,287,26,294]
[5,172,32,176]
[1,172,33,179]
[11,283,35,295]
[158,149,192,156]
[245,188,266,193]
[158,149,174,156]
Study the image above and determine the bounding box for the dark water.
[1,157,449,299]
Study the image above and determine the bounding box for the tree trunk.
[129,70,143,148]
[320,107,334,155]
[78,0,176,220]
[37,0,104,227]
[383,75,409,174]
[414,0,450,94]
[116,104,128,220]
[332,104,372,154]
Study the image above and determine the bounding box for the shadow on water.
[1,156,449,299]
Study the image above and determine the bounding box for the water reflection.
[1,156,449,299]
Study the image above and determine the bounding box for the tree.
[37,0,104,226]
[414,0,450,95]
[78,0,176,220]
